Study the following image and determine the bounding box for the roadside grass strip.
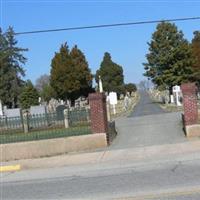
[0,126,91,144]
[0,164,21,172]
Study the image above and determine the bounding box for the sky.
[1,0,200,85]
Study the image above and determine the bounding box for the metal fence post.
[64,109,69,128]
[23,111,29,133]
[86,107,90,122]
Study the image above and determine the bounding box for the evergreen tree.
[125,83,137,94]
[50,43,71,101]
[191,31,200,85]
[95,52,124,96]
[70,45,93,99]
[50,43,93,105]
[143,22,195,93]
[19,80,39,109]
[0,27,27,108]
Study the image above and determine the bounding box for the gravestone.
[170,95,174,103]
[106,95,110,102]
[75,97,81,108]
[120,94,124,100]
[4,108,21,117]
[47,98,59,113]
[109,92,118,114]
[99,75,103,92]
[38,97,42,104]
[56,105,67,120]
[30,105,46,115]
[80,98,88,107]
[127,92,130,97]
[0,100,3,116]
[173,85,182,106]
[124,95,129,110]
[30,105,48,127]
[109,92,118,105]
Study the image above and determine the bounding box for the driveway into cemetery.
[110,90,187,150]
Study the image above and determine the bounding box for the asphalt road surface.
[130,90,165,117]
[1,157,200,199]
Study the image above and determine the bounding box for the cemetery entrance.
[109,89,187,150]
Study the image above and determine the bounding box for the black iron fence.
[0,107,91,144]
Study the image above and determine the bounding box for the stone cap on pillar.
[89,92,106,101]
[181,82,197,95]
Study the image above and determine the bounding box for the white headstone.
[120,94,124,100]
[0,100,3,116]
[124,95,129,110]
[173,85,181,93]
[109,92,118,115]
[106,95,110,102]
[172,85,182,106]
[170,95,174,103]
[30,105,46,115]
[5,108,21,117]
[99,76,103,93]
[109,92,117,105]
[47,98,59,112]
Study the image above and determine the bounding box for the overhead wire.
[14,16,200,35]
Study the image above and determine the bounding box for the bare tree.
[35,74,50,92]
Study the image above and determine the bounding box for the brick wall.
[181,83,198,126]
[89,93,108,134]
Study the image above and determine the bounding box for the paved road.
[2,155,200,199]
[130,90,165,117]
[110,91,186,149]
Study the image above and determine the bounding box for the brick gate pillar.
[89,93,108,134]
[181,83,198,126]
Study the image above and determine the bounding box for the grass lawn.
[0,126,91,144]
[156,102,183,112]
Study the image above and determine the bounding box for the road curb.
[0,164,21,172]
[114,185,200,199]
[2,140,200,171]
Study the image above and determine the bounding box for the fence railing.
[0,107,91,144]
[0,116,23,134]
[68,107,90,127]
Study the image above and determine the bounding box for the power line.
[15,16,200,35]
